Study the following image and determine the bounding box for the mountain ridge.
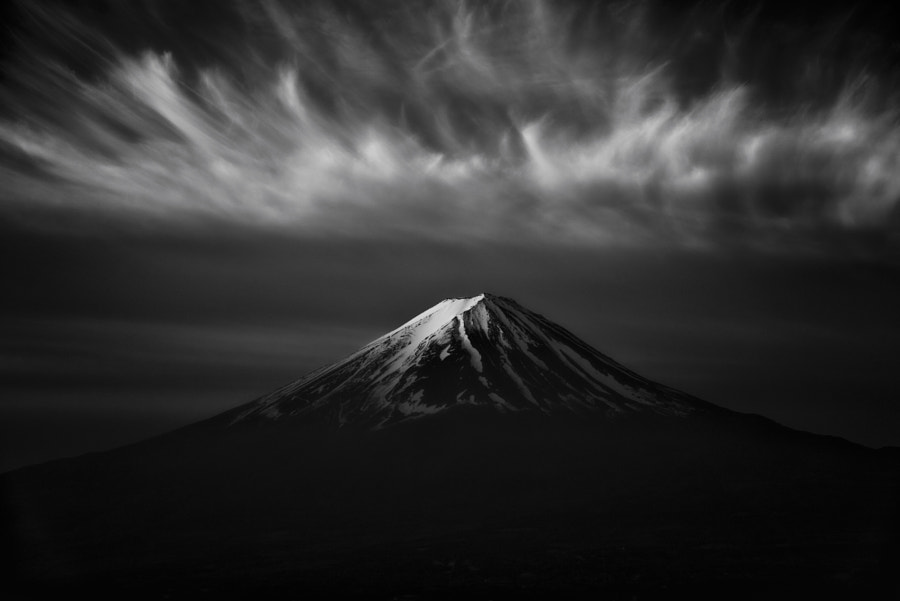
[218,293,718,430]
[5,293,898,599]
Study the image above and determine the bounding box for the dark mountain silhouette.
[4,295,898,600]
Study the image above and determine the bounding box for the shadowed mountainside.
[4,295,899,599]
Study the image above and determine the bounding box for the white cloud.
[1,0,898,255]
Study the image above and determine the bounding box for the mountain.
[4,295,899,600]
[220,293,709,429]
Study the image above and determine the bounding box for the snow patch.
[456,391,476,405]
[457,318,483,372]
[489,305,548,369]
[553,342,657,406]
[488,392,515,411]
[397,390,443,416]
[503,363,538,406]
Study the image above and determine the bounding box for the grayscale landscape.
[2,1,899,599]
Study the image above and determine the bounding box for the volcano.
[220,293,708,428]
[4,295,899,600]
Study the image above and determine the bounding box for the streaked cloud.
[1,0,898,256]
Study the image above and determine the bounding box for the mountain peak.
[227,294,708,428]
[384,294,486,344]
[374,293,519,351]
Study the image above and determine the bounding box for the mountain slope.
[4,294,899,600]
[222,293,713,429]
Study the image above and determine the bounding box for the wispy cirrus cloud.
[1,0,898,256]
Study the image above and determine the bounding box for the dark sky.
[2,0,899,471]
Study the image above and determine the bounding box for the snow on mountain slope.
[229,294,709,428]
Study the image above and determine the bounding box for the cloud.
[1,0,898,257]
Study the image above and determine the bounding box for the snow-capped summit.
[229,294,708,428]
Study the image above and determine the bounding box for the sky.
[1,0,899,471]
